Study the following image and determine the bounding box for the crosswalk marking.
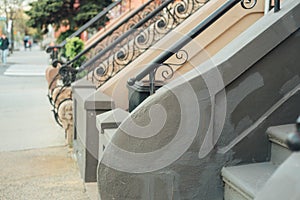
[4,64,47,76]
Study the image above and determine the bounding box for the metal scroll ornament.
[156,49,189,81]
[91,0,160,58]
[241,0,257,9]
[89,0,210,88]
[59,66,78,86]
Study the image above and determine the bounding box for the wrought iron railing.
[268,0,280,12]
[57,0,160,71]
[60,0,211,88]
[287,116,300,151]
[47,71,73,127]
[46,0,123,59]
[47,0,161,126]
[128,0,267,94]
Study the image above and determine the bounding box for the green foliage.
[55,29,75,58]
[56,29,75,44]
[26,0,71,30]
[74,0,112,28]
[65,37,85,68]
[26,0,113,32]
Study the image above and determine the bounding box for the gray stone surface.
[97,0,300,199]
[255,152,300,200]
[96,108,129,133]
[266,124,294,164]
[85,91,114,110]
[72,78,96,89]
[271,143,292,165]
[73,88,114,182]
[222,162,276,199]
[267,124,296,147]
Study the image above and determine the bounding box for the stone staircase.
[96,108,129,160]
[221,124,296,200]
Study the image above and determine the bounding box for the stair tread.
[267,124,296,148]
[222,162,277,198]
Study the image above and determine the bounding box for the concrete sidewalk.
[5,46,49,76]
[0,46,94,199]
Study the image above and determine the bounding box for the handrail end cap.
[127,78,136,86]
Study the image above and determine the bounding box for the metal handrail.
[128,0,258,94]
[47,0,161,127]
[76,0,174,73]
[63,0,156,67]
[67,0,210,88]
[46,0,122,53]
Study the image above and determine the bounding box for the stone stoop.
[83,108,129,199]
[222,124,295,200]
[96,108,129,161]
[267,124,294,165]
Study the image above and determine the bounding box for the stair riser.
[98,134,109,161]
[224,183,253,200]
[98,129,117,161]
[271,143,291,165]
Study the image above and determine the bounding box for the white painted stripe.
[4,64,47,76]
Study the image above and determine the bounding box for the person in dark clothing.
[23,35,30,50]
[0,34,9,64]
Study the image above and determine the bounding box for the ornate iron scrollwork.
[90,0,161,58]
[88,0,210,88]
[59,66,78,87]
[155,49,188,81]
[241,0,257,9]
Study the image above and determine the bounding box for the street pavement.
[0,45,65,151]
[0,45,93,199]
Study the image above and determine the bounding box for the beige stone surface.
[45,65,59,90]
[58,100,74,146]
[99,0,265,110]
[0,147,90,200]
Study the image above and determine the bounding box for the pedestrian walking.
[23,35,30,50]
[0,34,9,64]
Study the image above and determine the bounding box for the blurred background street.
[0,45,93,200]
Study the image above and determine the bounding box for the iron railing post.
[287,116,300,151]
[274,0,280,12]
[149,70,156,95]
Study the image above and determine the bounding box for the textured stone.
[0,147,90,200]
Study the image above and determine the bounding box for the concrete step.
[266,124,295,165]
[96,108,129,161]
[222,162,277,200]
[254,153,300,200]
[96,108,129,133]
[99,128,118,160]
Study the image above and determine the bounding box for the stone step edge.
[267,124,296,149]
[221,162,277,199]
[223,176,253,200]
